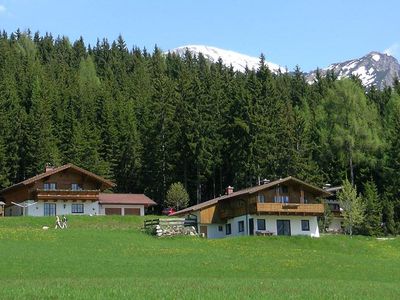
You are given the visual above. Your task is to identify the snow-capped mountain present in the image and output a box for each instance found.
[170,45,400,89]
[306,52,400,89]
[169,45,286,74]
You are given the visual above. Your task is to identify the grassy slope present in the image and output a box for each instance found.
[0,216,399,299]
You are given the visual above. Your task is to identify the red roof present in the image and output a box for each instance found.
[99,193,156,206]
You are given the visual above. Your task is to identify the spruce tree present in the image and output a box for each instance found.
[362,180,382,236]
[338,179,365,236]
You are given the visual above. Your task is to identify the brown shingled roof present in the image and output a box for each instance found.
[172,176,331,216]
[99,193,156,206]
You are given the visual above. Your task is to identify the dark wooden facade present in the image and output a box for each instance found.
[1,164,114,206]
[175,177,330,224]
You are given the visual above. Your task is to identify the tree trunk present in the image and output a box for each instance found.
[212,167,216,199]
[183,157,187,190]
[349,148,354,186]
[196,166,201,204]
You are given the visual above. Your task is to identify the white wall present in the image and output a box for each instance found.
[99,204,145,216]
[174,211,320,239]
[257,215,320,237]
[205,224,226,239]
[204,215,319,239]
[6,201,148,217]
[21,201,100,216]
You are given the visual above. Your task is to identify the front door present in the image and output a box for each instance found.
[200,225,208,238]
[44,203,56,216]
[277,220,291,236]
[249,218,254,235]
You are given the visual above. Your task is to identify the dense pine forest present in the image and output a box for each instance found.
[1,30,400,232]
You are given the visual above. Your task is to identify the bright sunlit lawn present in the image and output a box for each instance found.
[0,216,399,299]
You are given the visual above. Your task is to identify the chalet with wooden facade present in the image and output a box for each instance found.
[0,164,156,217]
[173,177,331,238]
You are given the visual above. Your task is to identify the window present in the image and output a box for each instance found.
[238,220,244,232]
[257,194,266,203]
[71,183,82,191]
[276,185,288,194]
[43,182,56,190]
[257,219,266,231]
[301,220,310,231]
[226,223,232,235]
[218,225,223,232]
[274,195,289,203]
[72,203,84,213]
[44,203,56,216]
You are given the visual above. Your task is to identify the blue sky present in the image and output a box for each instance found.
[0,0,399,71]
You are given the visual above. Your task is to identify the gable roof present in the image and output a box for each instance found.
[173,176,331,216]
[99,193,156,206]
[0,163,115,193]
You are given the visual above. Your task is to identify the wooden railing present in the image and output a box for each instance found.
[34,189,100,201]
[256,203,324,215]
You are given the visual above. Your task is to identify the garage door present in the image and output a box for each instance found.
[105,208,122,215]
[124,208,140,215]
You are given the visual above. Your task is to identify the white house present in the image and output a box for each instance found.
[1,163,156,217]
[173,177,331,238]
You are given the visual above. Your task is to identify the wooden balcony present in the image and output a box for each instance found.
[256,202,324,216]
[34,189,100,201]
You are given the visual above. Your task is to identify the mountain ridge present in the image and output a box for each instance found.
[169,45,400,89]
[170,45,286,74]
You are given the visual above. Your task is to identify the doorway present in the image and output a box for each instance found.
[249,218,254,235]
[277,220,291,236]
[44,203,56,216]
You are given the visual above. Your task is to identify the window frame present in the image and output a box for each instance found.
[43,182,57,191]
[71,203,84,214]
[218,225,223,232]
[301,220,310,231]
[257,193,266,203]
[257,219,266,231]
[44,203,56,216]
[226,223,232,235]
[71,183,83,191]
[238,220,245,232]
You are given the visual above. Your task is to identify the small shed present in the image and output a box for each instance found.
[0,201,5,217]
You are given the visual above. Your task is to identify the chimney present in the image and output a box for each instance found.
[225,186,234,195]
[45,163,55,173]
[262,178,270,185]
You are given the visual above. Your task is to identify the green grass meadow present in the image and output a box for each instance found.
[1,216,399,299]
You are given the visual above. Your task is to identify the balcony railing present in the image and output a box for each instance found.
[34,189,100,201]
[256,202,324,215]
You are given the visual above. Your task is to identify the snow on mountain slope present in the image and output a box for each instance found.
[170,45,400,89]
[169,45,285,74]
[306,52,400,89]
